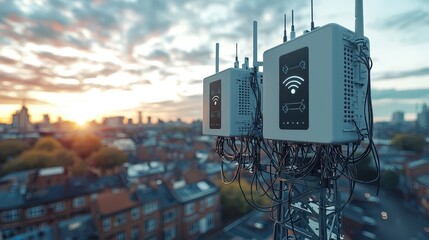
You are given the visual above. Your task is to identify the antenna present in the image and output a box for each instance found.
[215,43,219,73]
[311,0,315,30]
[283,14,287,42]
[355,0,364,40]
[253,21,258,70]
[290,10,296,40]
[234,43,239,68]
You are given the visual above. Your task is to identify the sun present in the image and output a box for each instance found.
[75,117,88,127]
[65,107,94,127]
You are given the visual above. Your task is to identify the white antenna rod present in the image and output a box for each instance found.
[283,14,287,42]
[234,43,239,68]
[290,10,296,40]
[215,43,219,73]
[253,21,258,70]
[355,0,364,40]
[311,0,315,30]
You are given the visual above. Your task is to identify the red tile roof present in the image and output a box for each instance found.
[95,190,138,215]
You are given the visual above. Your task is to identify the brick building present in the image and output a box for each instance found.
[0,169,125,239]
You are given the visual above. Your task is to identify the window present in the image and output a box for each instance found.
[103,217,111,232]
[189,221,199,235]
[54,202,65,212]
[164,226,177,240]
[116,232,125,240]
[91,193,98,200]
[72,196,85,208]
[116,213,126,226]
[2,209,20,222]
[207,213,215,230]
[199,199,205,211]
[206,195,215,208]
[184,202,195,216]
[131,226,139,240]
[145,219,156,232]
[143,201,158,215]
[163,209,176,223]
[26,206,45,219]
[131,207,140,220]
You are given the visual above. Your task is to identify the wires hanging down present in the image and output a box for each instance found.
[214,39,379,238]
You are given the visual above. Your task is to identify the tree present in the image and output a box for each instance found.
[391,133,426,153]
[87,147,126,172]
[71,134,102,159]
[353,156,377,182]
[0,139,30,165]
[54,149,81,167]
[381,170,400,190]
[218,179,270,221]
[71,158,87,176]
[1,150,55,174]
[1,137,82,176]
[34,137,63,152]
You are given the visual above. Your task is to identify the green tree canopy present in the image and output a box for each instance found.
[391,133,426,153]
[0,139,30,165]
[87,147,126,171]
[218,179,270,221]
[1,150,55,174]
[1,137,82,176]
[71,134,102,159]
[34,137,63,152]
[380,170,400,190]
[353,156,377,182]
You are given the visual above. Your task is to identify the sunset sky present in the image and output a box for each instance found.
[0,0,428,124]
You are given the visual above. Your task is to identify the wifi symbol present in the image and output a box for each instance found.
[212,95,220,105]
[282,76,304,94]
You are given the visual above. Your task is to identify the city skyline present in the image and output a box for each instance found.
[1,0,429,123]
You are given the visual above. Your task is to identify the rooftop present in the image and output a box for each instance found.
[407,159,429,169]
[173,180,218,203]
[39,166,65,177]
[127,161,165,178]
[416,175,429,188]
[58,214,97,239]
[95,189,139,216]
[212,210,272,240]
[0,174,126,210]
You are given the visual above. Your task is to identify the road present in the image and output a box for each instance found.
[353,187,429,240]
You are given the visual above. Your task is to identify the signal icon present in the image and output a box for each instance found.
[212,95,220,105]
[282,76,304,94]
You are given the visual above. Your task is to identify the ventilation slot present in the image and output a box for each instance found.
[343,46,354,124]
[238,79,250,116]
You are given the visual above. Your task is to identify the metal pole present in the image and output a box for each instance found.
[319,155,327,240]
[320,187,327,240]
[215,43,219,73]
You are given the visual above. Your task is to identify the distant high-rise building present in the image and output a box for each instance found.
[43,114,50,125]
[127,118,133,125]
[417,103,429,129]
[138,111,143,125]
[147,116,152,125]
[11,104,34,132]
[391,111,404,125]
[103,116,125,128]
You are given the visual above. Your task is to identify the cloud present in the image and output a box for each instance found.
[379,9,429,42]
[135,94,202,120]
[172,47,213,65]
[382,10,429,30]
[372,88,429,100]
[0,56,16,65]
[374,67,429,80]
[0,95,48,105]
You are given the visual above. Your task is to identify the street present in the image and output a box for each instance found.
[353,187,429,240]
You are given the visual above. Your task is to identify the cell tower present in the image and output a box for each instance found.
[202,0,379,239]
